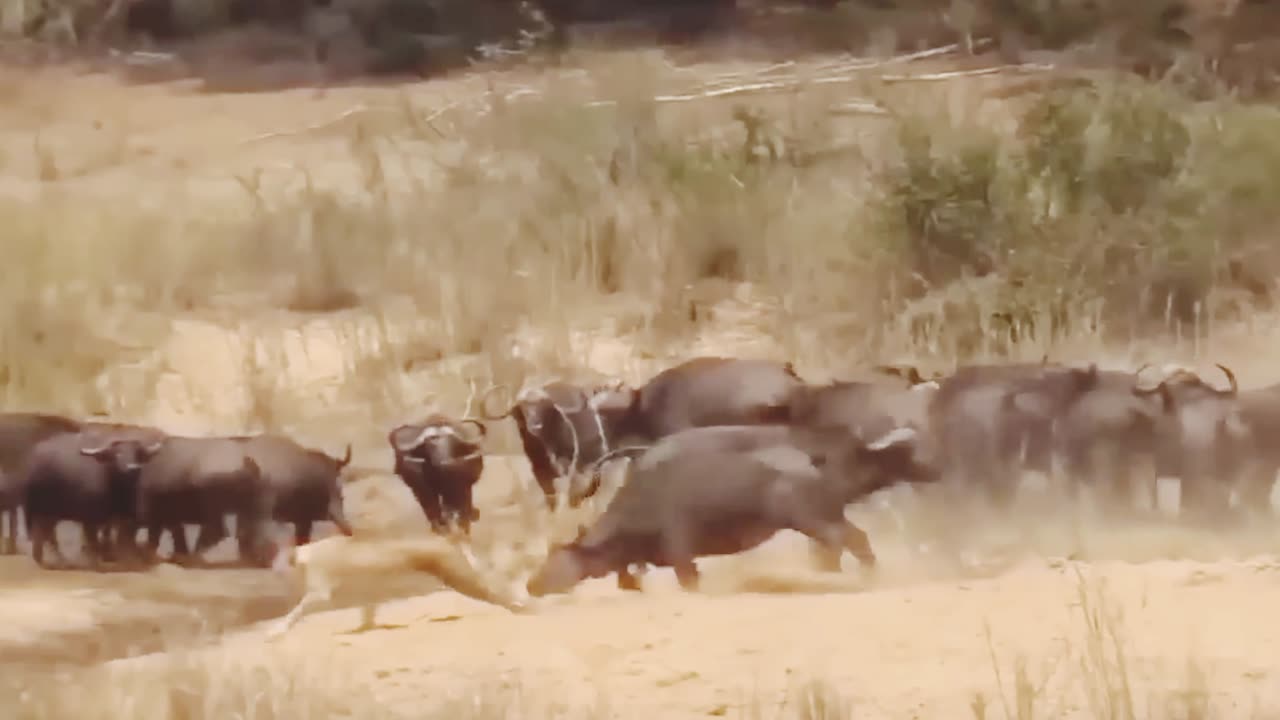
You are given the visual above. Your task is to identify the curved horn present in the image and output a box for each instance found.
[336,444,352,469]
[458,418,488,441]
[550,385,588,415]
[548,399,582,481]
[79,442,114,458]
[1214,363,1238,395]
[571,444,651,508]
[142,438,165,457]
[390,424,436,453]
[583,444,650,479]
[478,384,517,420]
[866,426,918,451]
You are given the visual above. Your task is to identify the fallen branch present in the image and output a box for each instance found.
[879,63,1056,83]
[584,71,883,107]
[240,104,372,145]
[699,38,995,90]
[582,39,1002,107]
[827,100,890,116]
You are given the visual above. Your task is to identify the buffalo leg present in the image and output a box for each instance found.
[661,528,701,591]
[672,559,700,591]
[1235,462,1276,525]
[82,522,106,569]
[0,509,13,555]
[806,521,877,572]
[142,523,164,560]
[29,518,55,568]
[457,485,478,535]
[144,522,187,561]
[294,520,313,546]
[441,484,478,537]
[808,540,844,573]
[533,469,560,512]
[193,520,228,557]
[616,566,642,592]
[416,489,449,535]
[1180,476,1232,528]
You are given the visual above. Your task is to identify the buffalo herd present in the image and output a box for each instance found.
[0,355,1273,596]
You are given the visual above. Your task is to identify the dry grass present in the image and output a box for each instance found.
[2,14,1280,719]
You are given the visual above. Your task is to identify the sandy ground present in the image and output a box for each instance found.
[4,53,1280,719]
[6,453,1280,718]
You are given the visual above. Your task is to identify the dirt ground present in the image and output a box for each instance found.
[5,53,1280,719]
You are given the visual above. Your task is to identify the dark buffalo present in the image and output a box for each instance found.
[0,413,84,554]
[1131,363,1248,525]
[1216,375,1280,523]
[787,372,940,442]
[388,414,488,536]
[526,424,938,596]
[479,379,613,511]
[238,434,353,546]
[928,359,1099,508]
[1048,366,1167,515]
[181,434,355,557]
[566,356,806,504]
[134,436,274,567]
[22,425,166,568]
[592,356,804,443]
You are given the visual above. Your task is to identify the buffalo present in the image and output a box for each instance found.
[570,356,806,503]
[1217,376,1280,523]
[1046,366,1168,515]
[0,412,84,554]
[484,358,806,511]
[237,435,354,546]
[1132,363,1248,524]
[480,379,609,511]
[134,436,275,567]
[526,423,938,596]
[21,425,166,568]
[928,360,1099,509]
[787,371,940,442]
[591,356,804,443]
[388,414,488,536]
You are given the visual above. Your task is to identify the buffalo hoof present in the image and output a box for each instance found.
[616,569,643,592]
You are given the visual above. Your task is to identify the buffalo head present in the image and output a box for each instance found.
[389,415,487,469]
[481,378,601,481]
[79,433,166,476]
[526,524,603,597]
[1132,362,1238,412]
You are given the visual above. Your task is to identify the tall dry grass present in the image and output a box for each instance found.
[3,48,1280,433]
